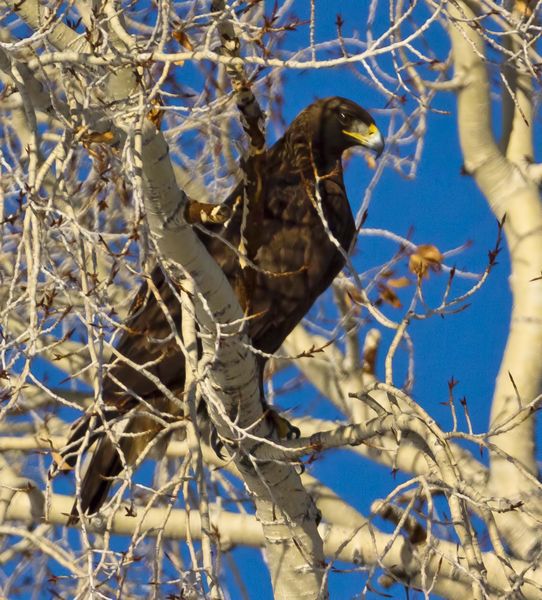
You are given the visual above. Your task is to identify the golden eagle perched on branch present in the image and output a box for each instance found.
[62,97,384,521]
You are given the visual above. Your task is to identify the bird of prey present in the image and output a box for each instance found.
[61,96,384,522]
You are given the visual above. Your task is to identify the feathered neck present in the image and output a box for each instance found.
[275,121,343,179]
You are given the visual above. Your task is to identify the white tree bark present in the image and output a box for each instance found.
[449,0,542,559]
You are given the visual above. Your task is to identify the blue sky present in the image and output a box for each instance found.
[216,2,535,598]
[255,86,511,598]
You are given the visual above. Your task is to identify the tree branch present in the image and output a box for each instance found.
[449,0,542,559]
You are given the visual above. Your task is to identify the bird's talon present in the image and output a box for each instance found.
[209,427,225,460]
[295,462,305,475]
[266,409,299,440]
[289,425,301,440]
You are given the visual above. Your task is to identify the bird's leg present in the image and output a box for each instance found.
[203,397,300,461]
[263,404,301,440]
[259,363,300,440]
[206,404,300,461]
[208,426,226,460]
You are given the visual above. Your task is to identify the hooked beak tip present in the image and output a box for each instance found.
[369,129,385,159]
[343,126,385,159]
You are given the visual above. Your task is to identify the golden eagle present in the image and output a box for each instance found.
[62,96,384,521]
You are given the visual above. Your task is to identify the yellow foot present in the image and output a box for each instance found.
[266,408,300,440]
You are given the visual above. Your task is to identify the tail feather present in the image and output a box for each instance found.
[58,408,122,470]
[67,436,123,525]
[58,410,127,525]
[65,412,162,524]
[59,414,98,470]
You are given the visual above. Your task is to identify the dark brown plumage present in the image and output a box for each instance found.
[61,97,384,522]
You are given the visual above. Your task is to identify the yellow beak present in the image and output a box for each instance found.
[343,123,385,158]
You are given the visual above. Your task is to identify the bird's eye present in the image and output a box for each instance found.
[338,111,348,123]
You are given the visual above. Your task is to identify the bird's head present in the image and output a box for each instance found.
[319,97,385,160]
[291,97,384,170]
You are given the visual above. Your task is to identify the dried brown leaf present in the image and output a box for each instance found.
[378,284,402,308]
[364,154,377,169]
[147,97,164,129]
[172,29,194,51]
[409,244,443,278]
[84,130,115,144]
[388,276,412,288]
[516,0,534,17]
[51,450,72,472]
